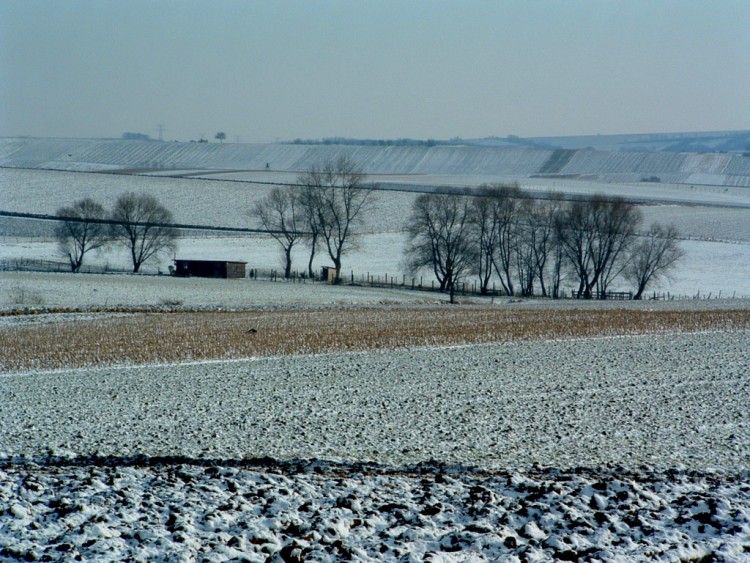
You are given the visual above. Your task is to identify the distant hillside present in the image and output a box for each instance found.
[2,137,750,187]
[472,130,750,154]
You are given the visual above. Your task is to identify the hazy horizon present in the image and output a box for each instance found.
[2,1,749,143]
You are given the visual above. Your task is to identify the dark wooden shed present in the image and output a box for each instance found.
[173,259,247,279]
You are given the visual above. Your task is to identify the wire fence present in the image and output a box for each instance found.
[0,258,133,275]
[1,259,743,301]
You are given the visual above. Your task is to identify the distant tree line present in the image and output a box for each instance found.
[287,137,462,147]
[55,193,177,273]
[121,132,153,141]
[402,185,684,303]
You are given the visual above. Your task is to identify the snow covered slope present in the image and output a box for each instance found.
[3,137,750,186]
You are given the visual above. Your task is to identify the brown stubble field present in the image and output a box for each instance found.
[3,307,750,372]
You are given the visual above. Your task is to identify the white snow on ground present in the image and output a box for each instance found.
[3,331,749,468]
[0,271,440,312]
[3,160,750,560]
[1,320,750,560]
[1,460,748,562]
[3,166,750,299]
[3,232,750,299]
[3,137,750,187]
[3,270,750,315]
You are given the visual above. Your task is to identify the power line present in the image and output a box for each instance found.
[0,210,310,236]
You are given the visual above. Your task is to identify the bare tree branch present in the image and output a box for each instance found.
[54,198,109,272]
[250,187,304,278]
[110,193,178,273]
[297,156,377,283]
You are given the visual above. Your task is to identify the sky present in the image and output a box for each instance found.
[1,0,749,143]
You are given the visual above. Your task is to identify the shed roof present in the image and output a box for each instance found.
[175,258,248,264]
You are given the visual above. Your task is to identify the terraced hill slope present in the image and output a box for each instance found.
[2,137,750,186]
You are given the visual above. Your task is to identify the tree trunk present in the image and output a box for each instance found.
[332,256,342,284]
[307,233,318,278]
[633,284,646,300]
[68,255,81,273]
[284,247,292,279]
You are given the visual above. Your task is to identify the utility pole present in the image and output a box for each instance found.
[156,124,165,141]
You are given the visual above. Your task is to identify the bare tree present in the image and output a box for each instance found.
[250,187,304,278]
[543,197,568,299]
[626,223,684,299]
[555,199,593,298]
[490,183,523,296]
[110,192,178,273]
[522,196,566,297]
[404,193,476,304]
[469,182,517,294]
[548,225,567,299]
[297,156,377,283]
[54,198,109,272]
[515,199,538,296]
[557,195,641,298]
[469,194,500,295]
[295,184,322,278]
[591,197,642,297]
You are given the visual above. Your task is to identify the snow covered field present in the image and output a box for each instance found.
[4,233,750,299]
[1,272,750,559]
[2,137,750,186]
[0,271,438,312]
[2,159,750,560]
[2,316,750,560]
[3,166,750,298]
[3,329,749,468]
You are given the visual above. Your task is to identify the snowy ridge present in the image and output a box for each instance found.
[3,458,748,562]
[3,137,750,185]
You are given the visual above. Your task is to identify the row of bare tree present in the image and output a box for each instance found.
[54,157,377,277]
[55,193,177,273]
[57,159,682,300]
[250,156,378,283]
[403,185,684,302]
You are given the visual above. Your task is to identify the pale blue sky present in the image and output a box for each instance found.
[1,0,748,142]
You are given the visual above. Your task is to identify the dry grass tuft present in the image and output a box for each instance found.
[3,307,750,372]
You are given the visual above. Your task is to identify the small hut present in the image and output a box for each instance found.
[321,266,338,284]
[173,259,247,279]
